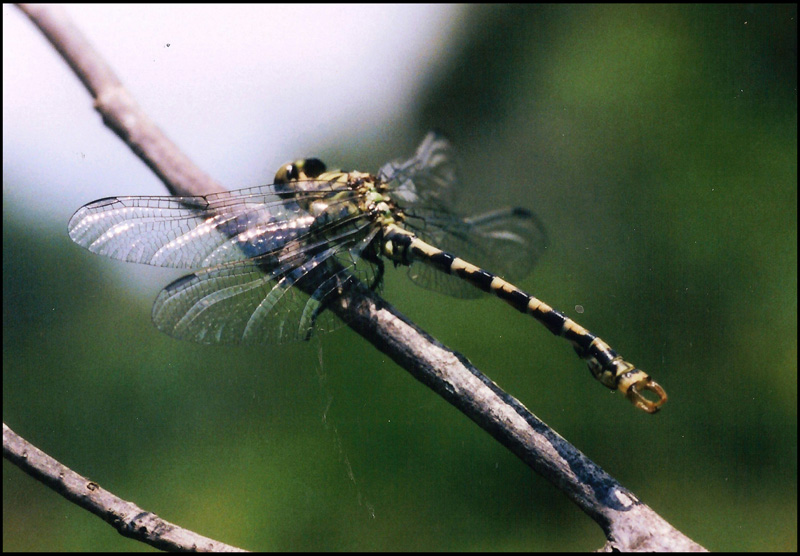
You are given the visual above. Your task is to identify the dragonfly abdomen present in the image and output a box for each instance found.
[382,224,666,413]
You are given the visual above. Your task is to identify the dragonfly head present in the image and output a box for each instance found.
[274,158,327,184]
[274,158,329,199]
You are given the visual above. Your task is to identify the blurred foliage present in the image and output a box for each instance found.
[4,4,796,552]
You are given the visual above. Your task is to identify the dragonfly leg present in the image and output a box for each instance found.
[300,267,359,341]
[362,251,385,292]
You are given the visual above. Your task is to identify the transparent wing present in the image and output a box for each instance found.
[152,230,380,345]
[403,206,548,298]
[68,183,381,344]
[379,132,549,298]
[67,183,359,269]
[378,131,459,208]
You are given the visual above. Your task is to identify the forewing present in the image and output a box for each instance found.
[67,183,354,269]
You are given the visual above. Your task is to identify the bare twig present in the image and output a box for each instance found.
[3,423,246,552]
[8,3,706,552]
[16,3,224,197]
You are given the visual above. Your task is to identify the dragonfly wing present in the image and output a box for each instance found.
[67,184,347,269]
[151,219,381,345]
[379,132,548,298]
[462,207,548,281]
[378,131,458,208]
[403,206,548,299]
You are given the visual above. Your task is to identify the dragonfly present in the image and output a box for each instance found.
[68,132,667,413]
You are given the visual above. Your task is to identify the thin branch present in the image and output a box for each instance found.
[3,423,246,552]
[10,3,706,552]
[16,3,224,197]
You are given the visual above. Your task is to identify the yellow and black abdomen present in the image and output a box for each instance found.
[382,223,667,413]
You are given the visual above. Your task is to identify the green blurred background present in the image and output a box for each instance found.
[4,4,796,551]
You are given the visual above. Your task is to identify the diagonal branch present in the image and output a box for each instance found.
[8,3,706,552]
[16,3,224,197]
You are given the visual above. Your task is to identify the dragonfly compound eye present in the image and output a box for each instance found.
[274,159,327,184]
[301,158,327,178]
[274,162,298,185]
